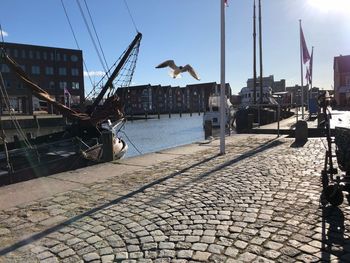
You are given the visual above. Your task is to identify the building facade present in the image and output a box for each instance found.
[334,55,350,107]
[246,75,286,93]
[0,42,84,114]
[116,82,232,115]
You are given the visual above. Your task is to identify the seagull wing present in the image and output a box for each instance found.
[155,60,177,70]
[182,64,200,80]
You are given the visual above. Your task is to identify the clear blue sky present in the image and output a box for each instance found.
[1,0,349,95]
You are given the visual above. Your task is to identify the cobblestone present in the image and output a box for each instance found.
[1,136,349,262]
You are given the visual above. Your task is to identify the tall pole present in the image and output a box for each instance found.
[253,0,257,104]
[258,0,263,105]
[220,0,226,155]
[310,46,314,94]
[299,19,304,119]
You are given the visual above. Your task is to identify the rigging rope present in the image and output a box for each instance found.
[83,0,110,73]
[60,0,95,90]
[75,0,109,74]
[85,34,141,101]
[123,0,139,33]
[116,120,142,155]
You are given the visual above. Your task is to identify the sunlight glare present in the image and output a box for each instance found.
[308,0,350,13]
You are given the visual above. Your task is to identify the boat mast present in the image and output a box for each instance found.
[88,32,142,115]
[253,0,257,104]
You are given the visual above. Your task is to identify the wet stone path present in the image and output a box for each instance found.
[1,135,350,262]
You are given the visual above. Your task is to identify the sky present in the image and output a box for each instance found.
[1,0,350,95]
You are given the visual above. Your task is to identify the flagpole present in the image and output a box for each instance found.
[253,0,257,105]
[299,19,304,119]
[310,46,313,91]
[220,0,226,155]
[258,0,263,127]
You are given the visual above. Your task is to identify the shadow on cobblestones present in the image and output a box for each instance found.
[0,137,284,260]
[321,206,347,261]
[147,138,283,205]
[0,153,220,256]
[197,139,283,180]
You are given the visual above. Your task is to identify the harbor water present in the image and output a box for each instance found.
[118,113,206,158]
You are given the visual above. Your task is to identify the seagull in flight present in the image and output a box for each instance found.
[156,60,200,81]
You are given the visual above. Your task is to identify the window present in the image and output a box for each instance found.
[0,64,10,73]
[31,65,40,75]
[56,53,61,61]
[29,50,33,59]
[346,76,350,86]
[58,67,67,76]
[59,81,67,89]
[50,52,54,61]
[49,81,55,89]
[21,50,26,59]
[71,68,79,76]
[45,67,54,75]
[35,51,40,60]
[43,52,47,60]
[72,82,80,90]
[71,55,78,62]
[20,65,26,71]
[13,49,18,58]
[63,54,67,61]
[17,82,24,89]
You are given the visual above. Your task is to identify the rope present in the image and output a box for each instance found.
[85,34,141,101]
[123,0,139,33]
[113,119,142,155]
[83,0,110,73]
[60,0,95,90]
[75,0,108,74]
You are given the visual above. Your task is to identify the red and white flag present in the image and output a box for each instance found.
[64,87,71,107]
[300,25,310,64]
[225,0,228,7]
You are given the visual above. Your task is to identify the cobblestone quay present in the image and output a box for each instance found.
[1,135,350,262]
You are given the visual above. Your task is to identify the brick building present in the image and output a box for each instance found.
[0,42,84,114]
[116,82,232,115]
[334,55,350,107]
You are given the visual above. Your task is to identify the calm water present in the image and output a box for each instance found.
[118,114,206,158]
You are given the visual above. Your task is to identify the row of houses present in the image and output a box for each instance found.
[115,82,232,115]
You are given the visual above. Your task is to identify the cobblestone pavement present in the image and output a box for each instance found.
[1,135,350,262]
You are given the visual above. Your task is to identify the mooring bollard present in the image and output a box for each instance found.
[102,130,114,162]
[204,120,212,139]
[295,120,308,143]
[247,114,254,130]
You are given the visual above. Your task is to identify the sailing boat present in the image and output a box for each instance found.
[0,32,142,186]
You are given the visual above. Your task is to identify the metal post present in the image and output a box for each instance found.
[277,104,280,137]
[299,20,304,119]
[219,0,226,155]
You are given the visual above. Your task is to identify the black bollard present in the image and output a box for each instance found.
[101,130,114,162]
[204,120,212,139]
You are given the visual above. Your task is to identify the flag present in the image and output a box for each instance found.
[305,66,310,84]
[300,25,310,64]
[225,0,228,7]
[64,87,71,96]
[64,87,71,107]
[305,48,313,84]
